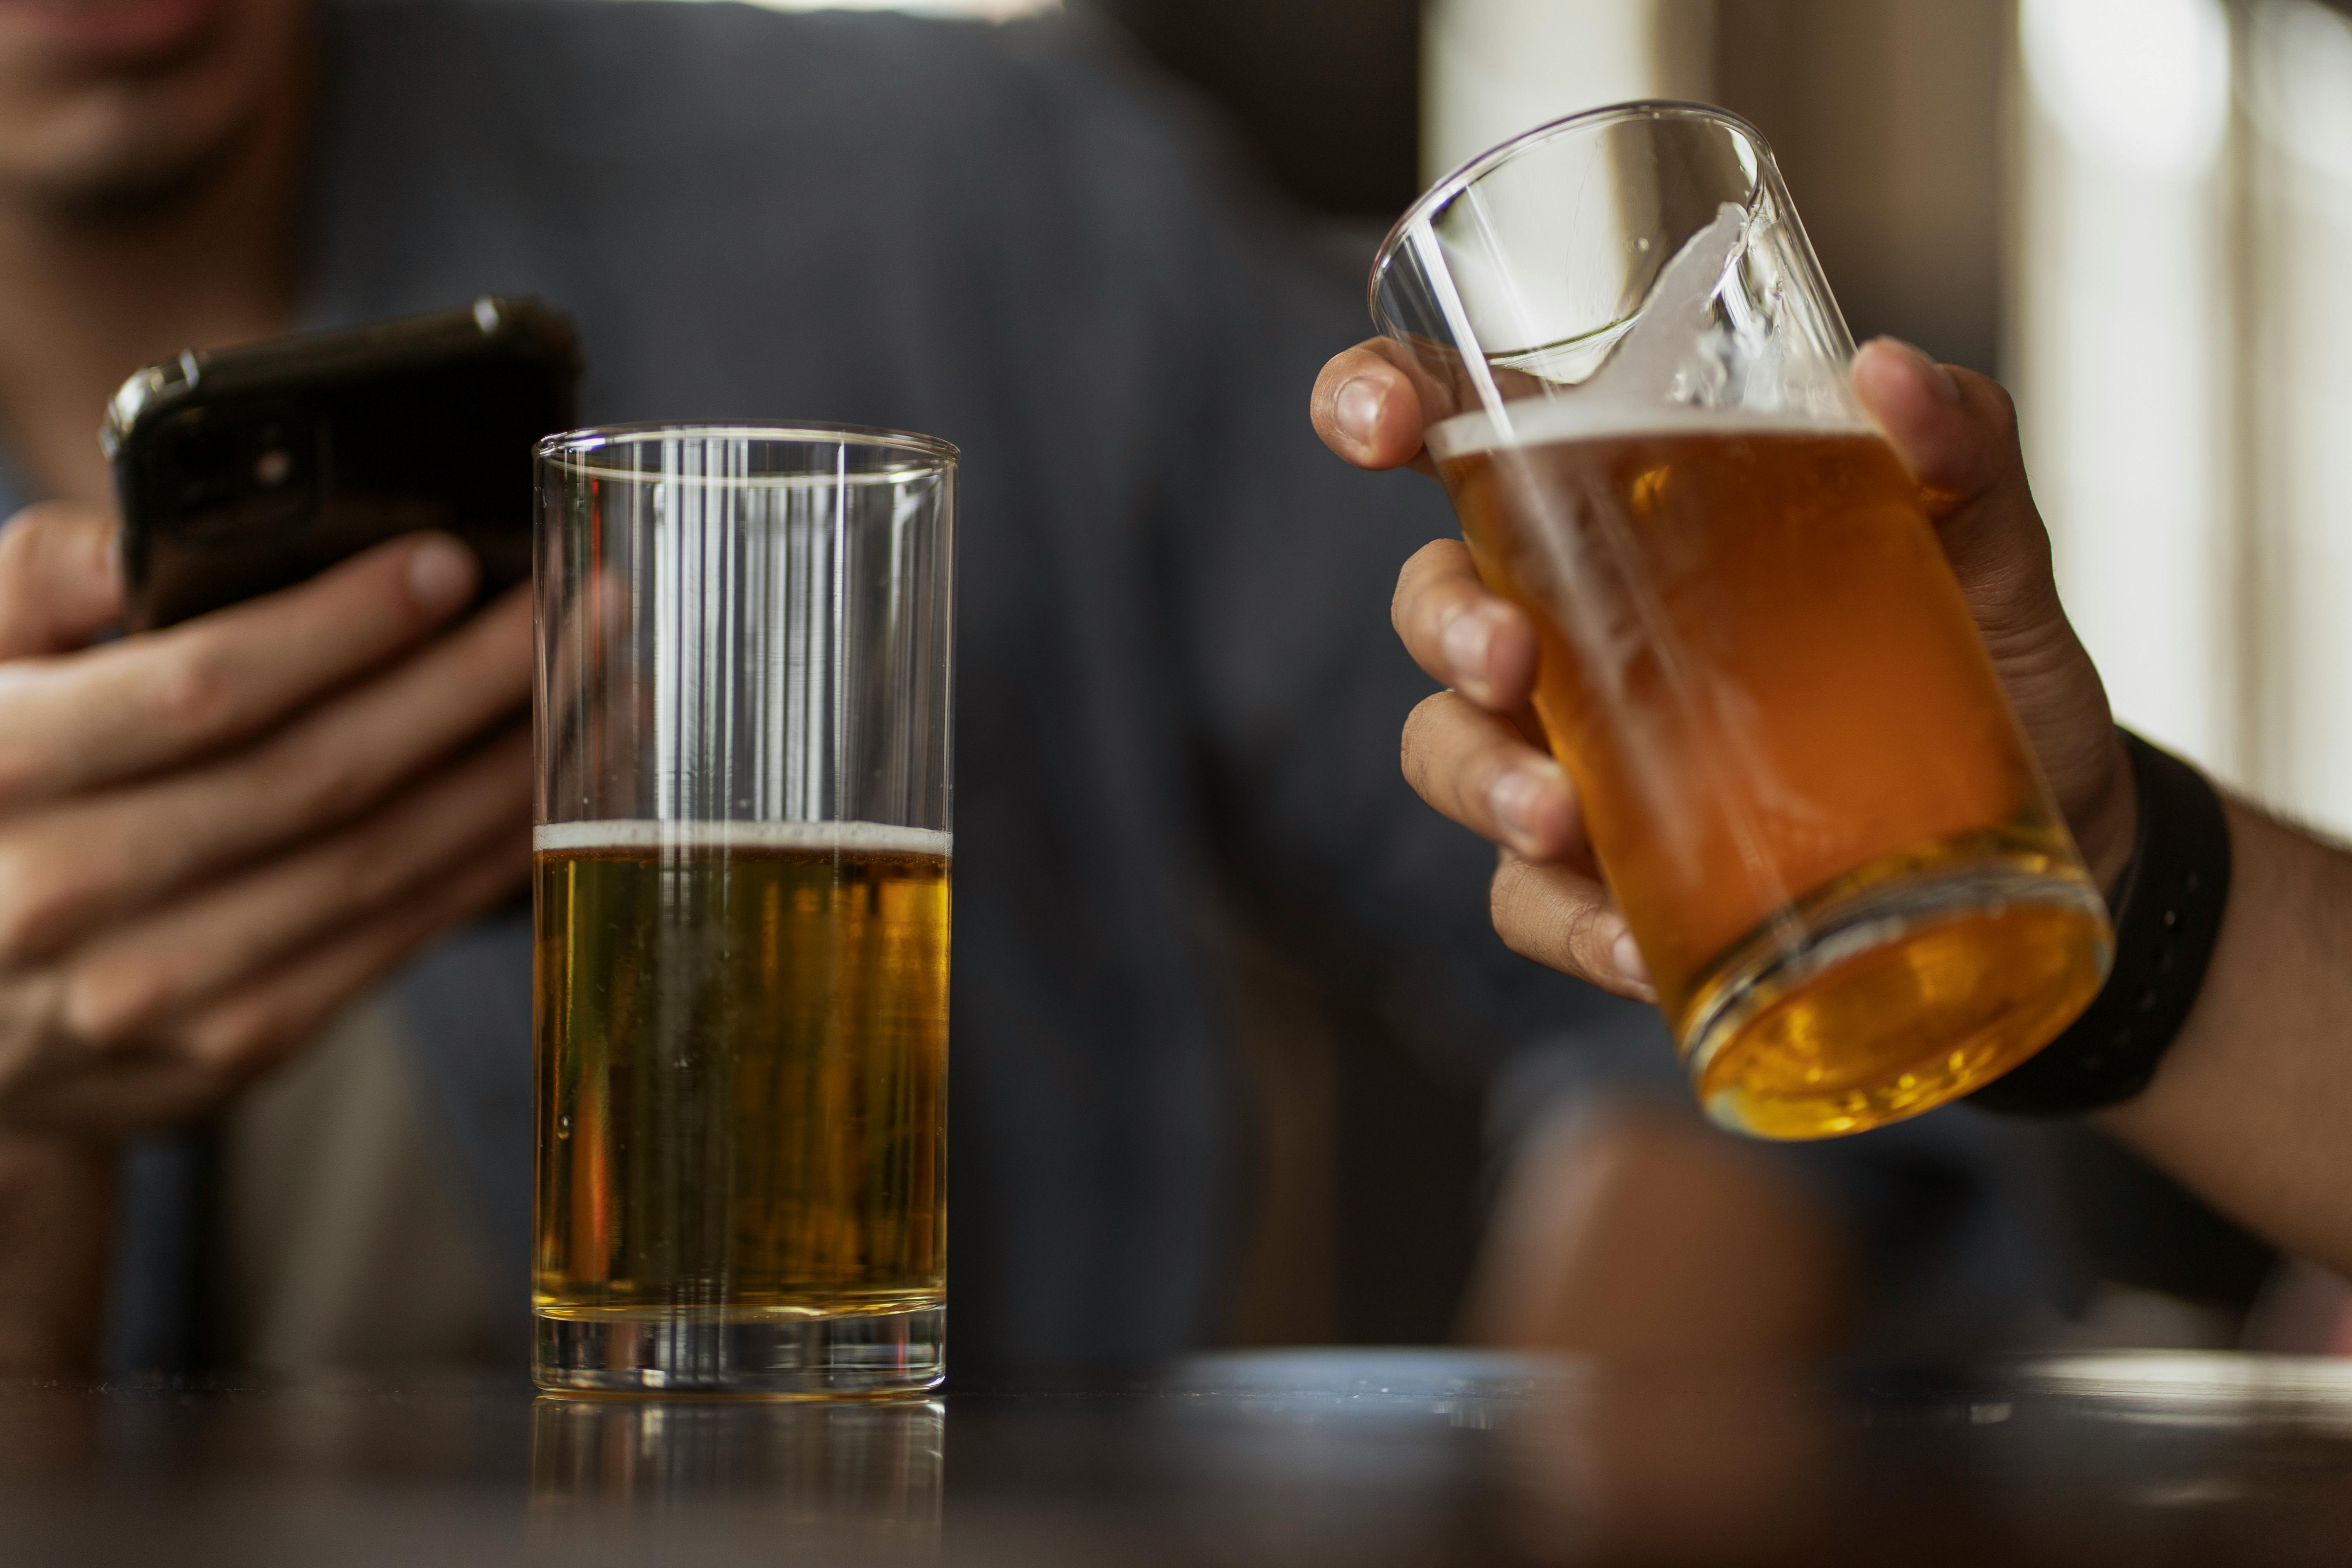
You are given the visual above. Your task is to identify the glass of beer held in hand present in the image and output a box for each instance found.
[534,425,954,1392]
[1372,105,2111,1138]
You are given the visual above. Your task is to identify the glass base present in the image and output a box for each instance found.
[1680,861,2111,1141]
[534,1307,944,1396]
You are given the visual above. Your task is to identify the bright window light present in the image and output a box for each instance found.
[2241,1,2352,828]
[2022,0,2352,827]
[2250,0,2352,186]
[2013,0,2234,774]
[1422,0,1700,183]
[2022,0,2230,177]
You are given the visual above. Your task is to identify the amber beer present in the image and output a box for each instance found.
[1433,410,2110,1138]
[533,822,949,1330]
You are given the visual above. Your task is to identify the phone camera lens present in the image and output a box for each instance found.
[254,449,293,487]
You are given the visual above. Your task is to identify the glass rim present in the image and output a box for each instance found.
[537,420,960,471]
[1367,98,1775,325]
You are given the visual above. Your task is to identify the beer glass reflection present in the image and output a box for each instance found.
[1372,105,2111,1138]
[528,1396,944,1556]
[533,425,954,1393]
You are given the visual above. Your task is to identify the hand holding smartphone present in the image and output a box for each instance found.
[103,297,580,632]
[0,299,575,1137]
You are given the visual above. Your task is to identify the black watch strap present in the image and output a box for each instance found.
[1967,730,2232,1116]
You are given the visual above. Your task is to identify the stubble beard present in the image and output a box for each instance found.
[31,112,257,225]
[0,21,287,230]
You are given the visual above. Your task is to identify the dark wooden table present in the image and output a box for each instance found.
[3,1349,2348,1564]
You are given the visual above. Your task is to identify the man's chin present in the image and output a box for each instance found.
[0,81,252,219]
[32,136,238,218]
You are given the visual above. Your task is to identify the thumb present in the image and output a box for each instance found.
[0,504,124,660]
[1850,338,2131,873]
[1850,339,2058,648]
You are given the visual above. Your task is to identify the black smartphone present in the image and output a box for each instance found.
[104,297,581,633]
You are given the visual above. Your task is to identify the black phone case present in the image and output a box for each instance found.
[106,297,581,632]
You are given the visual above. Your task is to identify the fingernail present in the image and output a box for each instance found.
[407,535,477,617]
[1490,762,1559,852]
[1335,377,1384,450]
[1889,338,1962,407]
[1443,601,1503,690]
[1610,925,1652,989]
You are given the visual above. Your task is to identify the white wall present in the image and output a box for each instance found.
[2014,0,2352,835]
[1421,0,1711,182]
[2240,0,2352,828]
[2011,0,2236,777]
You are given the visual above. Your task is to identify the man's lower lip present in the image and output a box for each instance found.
[0,0,225,61]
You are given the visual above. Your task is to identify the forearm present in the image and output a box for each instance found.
[2099,798,2352,1277]
[0,1133,114,1372]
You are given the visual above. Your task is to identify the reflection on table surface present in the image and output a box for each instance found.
[2,1349,2350,1565]
[529,1396,944,1556]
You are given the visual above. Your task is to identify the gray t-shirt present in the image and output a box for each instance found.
[0,0,2071,1374]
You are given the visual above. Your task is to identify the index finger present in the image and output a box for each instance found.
[0,533,478,808]
[1311,340,1446,475]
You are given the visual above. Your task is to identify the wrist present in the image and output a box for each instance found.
[1971,730,2230,1117]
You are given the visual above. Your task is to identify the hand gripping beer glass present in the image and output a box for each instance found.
[1372,104,2112,1139]
[533,425,953,1393]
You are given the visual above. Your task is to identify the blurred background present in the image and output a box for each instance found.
[762,0,2352,830]
[670,0,2352,1351]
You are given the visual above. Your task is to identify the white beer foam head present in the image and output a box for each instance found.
[534,819,952,858]
[1425,399,1857,463]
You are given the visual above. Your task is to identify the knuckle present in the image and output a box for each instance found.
[1398,545,1475,642]
[1489,856,1535,933]
[1394,542,1441,610]
[58,958,172,1052]
[1398,695,1450,786]
[148,641,240,738]
[1492,884,1552,966]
